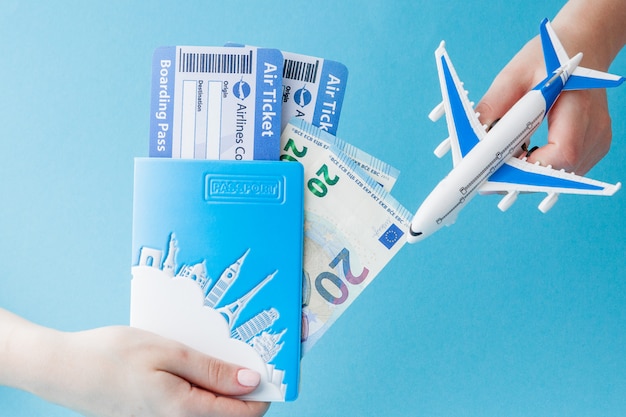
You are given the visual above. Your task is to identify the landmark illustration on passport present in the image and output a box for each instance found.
[136,233,287,366]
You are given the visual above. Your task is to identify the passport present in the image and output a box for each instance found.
[130,158,304,401]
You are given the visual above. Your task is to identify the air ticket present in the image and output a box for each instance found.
[149,46,284,160]
[280,51,348,135]
[225,45,348,135]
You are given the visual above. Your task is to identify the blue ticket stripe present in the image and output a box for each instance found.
[253,48,284,160]
[149,46,176,157]
[312,60,348,135]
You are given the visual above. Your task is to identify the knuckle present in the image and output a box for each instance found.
[172,345,190,362]
[206,356,229,383]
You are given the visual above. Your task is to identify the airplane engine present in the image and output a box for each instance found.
[538,192,559,213]
[497,191,519,212]
[428,102,445,122]
[434,137,451,158]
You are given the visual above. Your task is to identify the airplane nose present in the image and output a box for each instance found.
[407,225,424,244]
[409,225,423,237]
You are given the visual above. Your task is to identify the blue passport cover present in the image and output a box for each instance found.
[130,158,303,401]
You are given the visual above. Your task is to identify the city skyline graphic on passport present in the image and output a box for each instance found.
[136,232,287,365]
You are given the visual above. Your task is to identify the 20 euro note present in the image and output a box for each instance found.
[280,121,413,355]
[282,119,401,192]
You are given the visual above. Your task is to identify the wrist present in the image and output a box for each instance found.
[0,311,68,399]
[553,0,626,70]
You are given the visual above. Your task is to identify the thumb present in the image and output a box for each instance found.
[167,344,262,396]
[475,70,528,130]
[204,359,262,396]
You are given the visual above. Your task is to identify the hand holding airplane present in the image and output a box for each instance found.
[477,0,626,176]
[408,18,623,243]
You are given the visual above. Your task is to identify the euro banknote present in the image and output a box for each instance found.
[280,120,413,354]
[281,119,401,191]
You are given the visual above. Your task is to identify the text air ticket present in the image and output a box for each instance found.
[280,51,348,135]
[225,45,348,135]
[149,46,284,160]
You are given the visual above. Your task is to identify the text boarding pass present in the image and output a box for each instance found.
[149,46,284,160]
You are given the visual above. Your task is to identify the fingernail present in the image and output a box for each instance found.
[237,369,261,387]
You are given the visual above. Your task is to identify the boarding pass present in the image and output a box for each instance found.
[149,46,283,160]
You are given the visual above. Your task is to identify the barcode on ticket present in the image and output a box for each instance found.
[283,59,319,83]
[178,50,254,74]
[220,46,349,135]
[280,52,348,135]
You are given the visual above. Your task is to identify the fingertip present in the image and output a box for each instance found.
[525,145,574,172]
[237,369,261,388]
[475,100,497,127]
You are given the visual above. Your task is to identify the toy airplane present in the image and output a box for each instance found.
[408,18,623,243]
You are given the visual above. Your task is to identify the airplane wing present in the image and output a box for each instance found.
[432,42,487,166]
[480,157,621,211]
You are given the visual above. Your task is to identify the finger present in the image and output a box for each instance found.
[526,89,611,174]
[161,342,262,397]
[524,143,571,171]
[152,363,268,417]
[524,113,581,172]
[186,390,270,417]
[475,72,527,129]
[476,38,543,128]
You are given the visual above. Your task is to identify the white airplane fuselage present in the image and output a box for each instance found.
[407,49,584,243]
[410,92,544,241]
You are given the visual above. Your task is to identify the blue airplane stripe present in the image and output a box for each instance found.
[489,163,604,191]
[441,55,480,157]
[540,18,561,72]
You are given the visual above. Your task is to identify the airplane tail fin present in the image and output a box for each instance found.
[539,18,624,91]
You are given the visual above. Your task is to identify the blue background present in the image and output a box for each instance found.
[1,1,624,416]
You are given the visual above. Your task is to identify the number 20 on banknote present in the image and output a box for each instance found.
[281,137,369,306]
[279,124,412,353]
[281,138,339,198]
